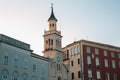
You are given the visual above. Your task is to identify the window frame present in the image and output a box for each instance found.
[104,59,108,67]
[95,48,99,54]
[96,57,99,66]
[112,60,116,68]
[86,47,90,53]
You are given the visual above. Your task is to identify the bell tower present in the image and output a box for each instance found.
[43,4,63,80]
[43,4,62,59]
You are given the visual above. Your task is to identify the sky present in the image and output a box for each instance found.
[0,0,120,56]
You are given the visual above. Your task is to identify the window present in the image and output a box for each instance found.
[104,59,108,67]
[92,54,94,59]
[3,53,9,65]
[77,46,80,53]
[113,73,117,80]
[57,64,60,71]
[52,24,54,26]
[71,61,74,67]
[58,64,60,71]
[87,56,91,65]
[51,39,53,45]
[1,70,9,80]
[78,71,81,78]
[71,48,74,55]
[86,47,90,53]
[13,77,18,80]
[33,64,36,72]
[95,48,99,54]
[96,57,99,67]
[22,74,28,80]
[88,70,92,78]
[42,63,45,74]
[97,71,101,80]
[14,55,18,66]
[78,58,80,64]
[72,48,75,54]
[111,52,115,58]
[67,50,69,58]
[104,50,107,56]
[2,75,8,80]
[119,62,120,68]
[71,73,74,79]
[75,47,77,54]
[71,49,73,55]
[13,71,19,80]
[48,39,50,46]
[112,60,116,68]
[105,72,110,80]
[23,58,28,68]
[4,56,8,65]
[118,53,120,59]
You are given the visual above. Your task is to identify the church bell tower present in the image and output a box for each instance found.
[43,4,62,59]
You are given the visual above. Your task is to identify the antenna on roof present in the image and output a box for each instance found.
[74,36,76,42]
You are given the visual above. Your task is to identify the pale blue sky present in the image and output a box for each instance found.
[0,0,120,55]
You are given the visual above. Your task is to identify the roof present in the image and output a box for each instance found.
[63,39,120,50]
[0,34,32,51]
[48,6,57,21]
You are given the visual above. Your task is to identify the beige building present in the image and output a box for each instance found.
[63,41,81,80]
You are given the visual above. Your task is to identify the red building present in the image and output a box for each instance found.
[63,40,120,80]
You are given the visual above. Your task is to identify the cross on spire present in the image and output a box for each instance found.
[51,3,53,8]
[48,3,57,21]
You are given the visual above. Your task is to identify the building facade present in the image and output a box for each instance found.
[0,5,69,80]
[63,40,120,80]
[0,34,49,80]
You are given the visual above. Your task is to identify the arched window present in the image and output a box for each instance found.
[12,71,19,80]
[49,24,51,27]
[58,76,62,80]
[32,76,37,80]
[96,57,99,66]
[51,39,53,45]
[48,39,50,46]
[87,56,91,65]
[1,69,9,80]
[46,40,48,45]
[52,24,54,27]
[21,73,28,80]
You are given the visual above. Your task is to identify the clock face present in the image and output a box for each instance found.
[57,56,61,62]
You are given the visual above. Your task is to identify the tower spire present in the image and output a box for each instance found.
[48,3,57,21]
